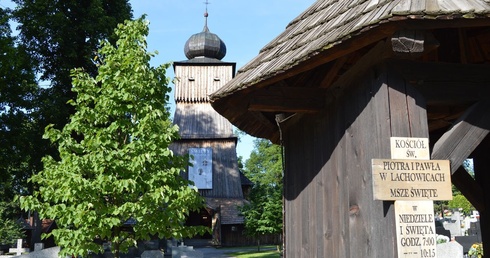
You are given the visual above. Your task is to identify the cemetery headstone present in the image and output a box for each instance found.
[455,235,480,254]
[141,250,164,258]
[14,246,61,258]
[436,241,463,258]
[34,243,44,252]
[171,245,202,258]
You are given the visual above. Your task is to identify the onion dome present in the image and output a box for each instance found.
[184,11,226,60]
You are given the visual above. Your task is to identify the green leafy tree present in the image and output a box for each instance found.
[0,7,37,219]
[0,202,24,246]
[5,0,132,199]
[241,139,283,249]
[19,18,205,258]
[448,194,474,214]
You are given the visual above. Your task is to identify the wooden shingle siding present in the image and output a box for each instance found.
[173,102,234,138]
[175,65,233,102]
[171,139,243,199]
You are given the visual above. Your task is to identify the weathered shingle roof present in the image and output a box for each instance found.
[210,0,490,100]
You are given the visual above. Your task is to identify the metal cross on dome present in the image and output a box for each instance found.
[203,0,210,26]
[204,0,210,13]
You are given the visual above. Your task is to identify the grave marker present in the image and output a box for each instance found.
[9,239,28,255]
[34,243,44,252]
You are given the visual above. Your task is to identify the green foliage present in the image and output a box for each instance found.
[241,139,283,238]
[448,194,474,214]
[0,7,38,202]
[468,243,483,258]
[12,0,132,83]
[19,18,206,257]
[1,0,132,203]
[0,202,24,246]
[463,159,474,176]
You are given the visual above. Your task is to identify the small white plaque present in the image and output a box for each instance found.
[395,201,437,258]
[391,137,429,160]
[189,148,213,189]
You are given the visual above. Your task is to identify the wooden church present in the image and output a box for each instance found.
[210,0,490,257]
[170,11,252,246]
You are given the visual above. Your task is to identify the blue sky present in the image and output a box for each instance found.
[130,0,316,161]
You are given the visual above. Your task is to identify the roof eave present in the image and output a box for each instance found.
[210,17,490,142]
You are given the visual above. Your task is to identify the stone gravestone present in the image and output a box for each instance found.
[455,235,480,254]
[436,241,463,258]
[468,221,482,237]
[15,246,61,258]
[141,250,164,258]
[34,243,44,252]
[171,245,203,258]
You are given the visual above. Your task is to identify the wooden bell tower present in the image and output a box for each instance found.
[171,8,248,246]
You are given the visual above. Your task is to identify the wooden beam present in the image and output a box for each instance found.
[249,87,327,113]
[431,100,490,173]
[391,29,425,58]
[327,40,394,102]
[431,101,490,213]
[451,167,485,212]
[390,61,490,104]
[458,28,468,64]
[319,56,348,88]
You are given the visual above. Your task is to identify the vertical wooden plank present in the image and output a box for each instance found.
[369,67,397,257]
[322,108,336,258]
[313,116,326,258]
[405,83,429,138]
[284,127,301,257]
[305,122,317,258]
[347,74,372,257]
[335,98,349,258]
[387,69,411,137]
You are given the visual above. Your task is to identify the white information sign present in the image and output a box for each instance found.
[395,201,437,258]
[371,159,452,200]
[189,148,213,189]
[390,137,437,258]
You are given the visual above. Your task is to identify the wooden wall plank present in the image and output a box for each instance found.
[283,63,422,257]
[405,82,429,138]
[387,68,411,137]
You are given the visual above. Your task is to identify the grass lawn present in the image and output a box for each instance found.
[228,246,281,258]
